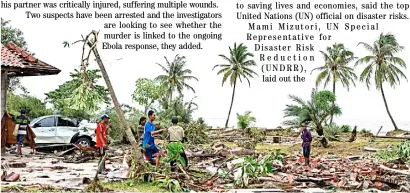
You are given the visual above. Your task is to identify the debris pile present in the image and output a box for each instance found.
[2,138,410,192]
[148,144,410,192]
[62,144,98,163]
[206,128,248,142]
[206,128,299,145]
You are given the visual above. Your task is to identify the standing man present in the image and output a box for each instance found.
[96,114,110,174]
[142,110,166,168]
[14,109,29,156]
[301,122,312,166]
[168,116,188,168]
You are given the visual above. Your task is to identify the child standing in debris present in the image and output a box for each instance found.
[96,114,110,174]
[167,116,188,168]
[301,122,312,166]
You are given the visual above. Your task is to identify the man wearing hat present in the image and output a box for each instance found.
[96,114,110,174]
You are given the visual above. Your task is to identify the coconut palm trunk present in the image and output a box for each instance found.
[225,78,237,128]
[329,79,336,124]
[316,125,328,147]
[89,42,146,171]
[380,84,399,130]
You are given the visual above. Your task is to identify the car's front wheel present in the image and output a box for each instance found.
[77,137,91,147]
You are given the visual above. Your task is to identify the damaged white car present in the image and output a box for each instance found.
[30,115,97,147]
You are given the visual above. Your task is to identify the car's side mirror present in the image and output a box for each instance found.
[33,123,41,128]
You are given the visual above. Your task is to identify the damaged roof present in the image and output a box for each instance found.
[1,42,61,76]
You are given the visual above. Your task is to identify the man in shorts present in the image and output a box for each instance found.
[142,110,165,167]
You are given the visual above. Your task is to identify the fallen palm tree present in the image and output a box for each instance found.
[64,30,147,176]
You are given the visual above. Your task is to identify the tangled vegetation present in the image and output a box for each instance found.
[163,142,186,166]
[179,121,209,145]
[324,124,342,141]
[236,141,256,150]
[237,127,265,150]
[248,128,265,142]
[154,177,182,192]
[340,125,352,133]
[376,140,410,164]
[234,152,284,187]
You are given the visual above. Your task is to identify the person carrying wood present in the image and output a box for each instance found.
[301,122,312,166]
[168,116,188,169]
[96,114,110,175]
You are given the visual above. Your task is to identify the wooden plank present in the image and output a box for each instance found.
[376,126,383,136]
[379,165,410,175]
[375,136,410,139]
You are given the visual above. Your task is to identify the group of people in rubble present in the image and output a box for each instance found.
[95,110,188,174]
[13,108,313,174]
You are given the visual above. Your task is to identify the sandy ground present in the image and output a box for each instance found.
[1,147,126,189]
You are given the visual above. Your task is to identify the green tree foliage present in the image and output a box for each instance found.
[1,18,27,49]
[213,43,258,128]
[236,111,256,129]
[179,122,209,144]
[234,155,274,187]
[376,140,410,164]
[101,104,143,143]
[356,33,407,130]
[155,55,198,102]
[283,89,341,147]
[45,69,109,120]
[323,124,342,141]
[158,96,198,124]
[312,43,357,91]
[196,117,206,125]
[7,92,52,119]
[163,142,186,166]
[132,78,167,113]
[311,43,357,124]
[1,18,28,91]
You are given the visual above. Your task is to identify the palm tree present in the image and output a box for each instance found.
[155,55,198,103]
[283,89,342,147]
[356,33,407,131]
[311,43,357,124]
[213,43,258,128]
[237,111,256,130]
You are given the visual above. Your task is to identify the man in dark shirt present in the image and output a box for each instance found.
[14,109,29,156]
[301,122,312,166]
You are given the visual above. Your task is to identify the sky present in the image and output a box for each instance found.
[1,0,410,132]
